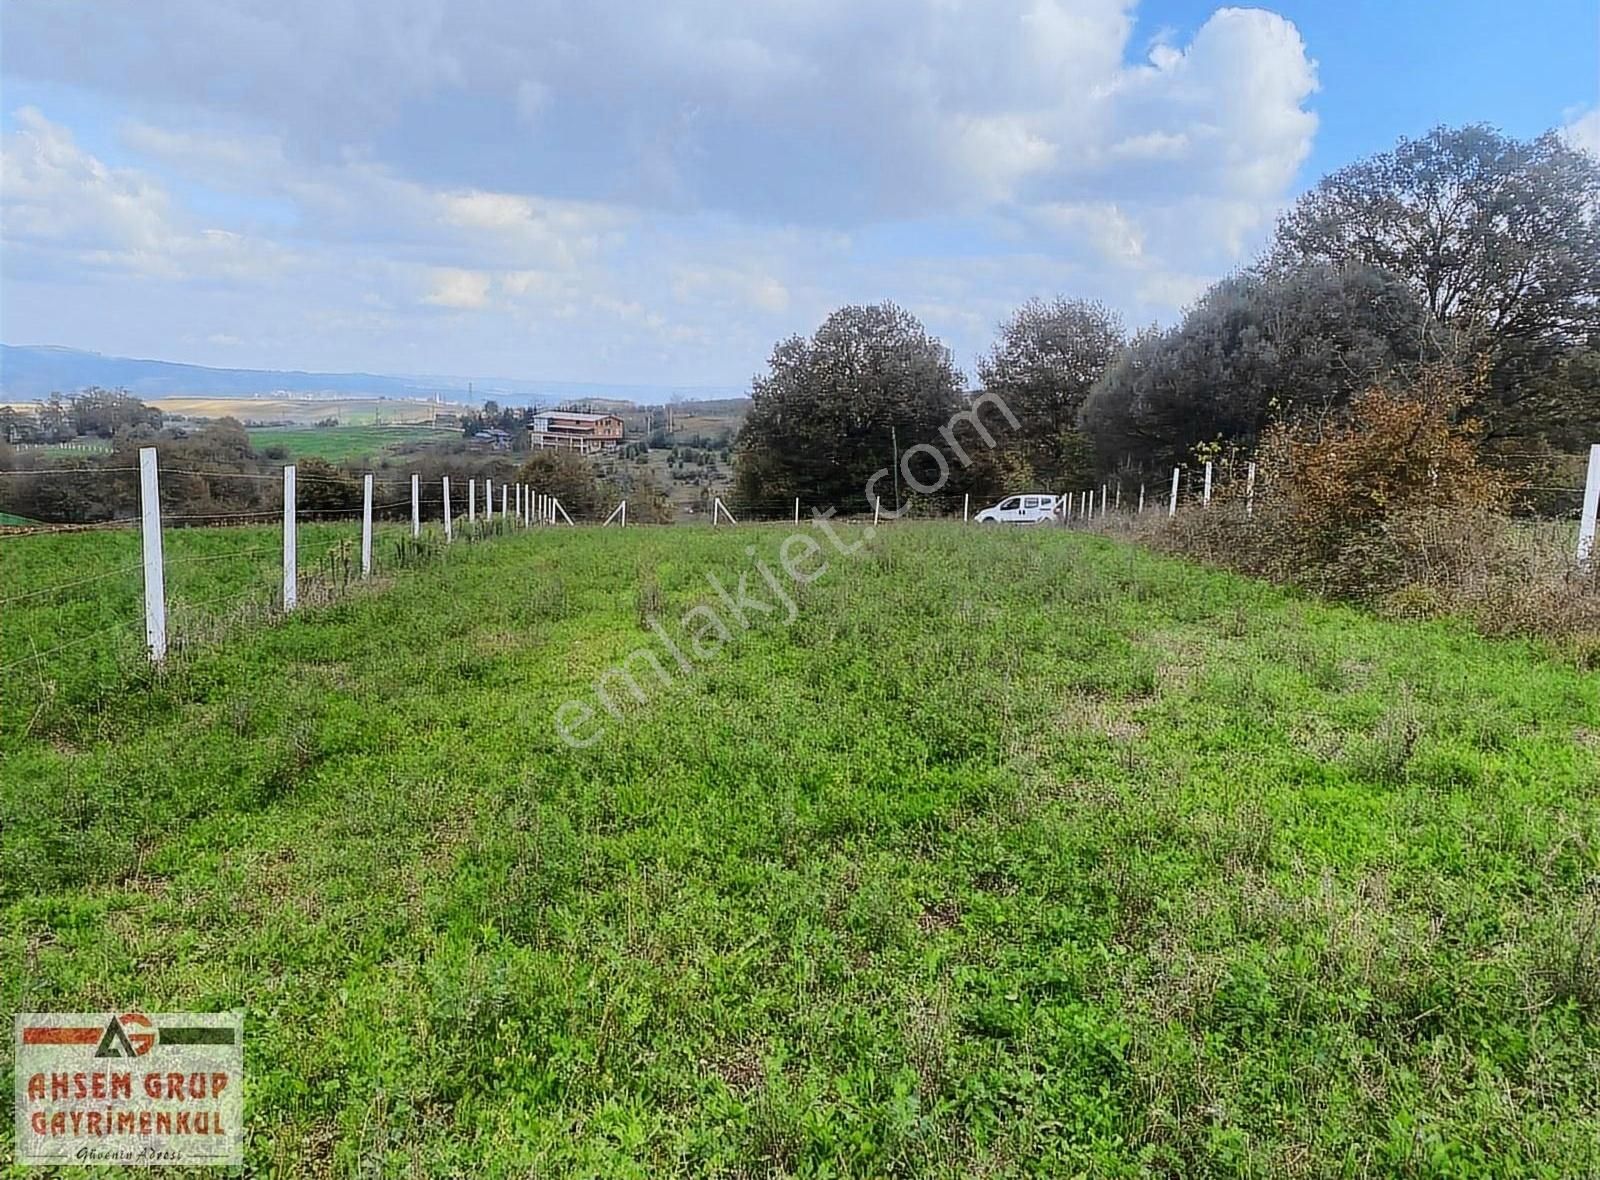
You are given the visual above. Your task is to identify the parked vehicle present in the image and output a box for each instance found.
[974,493,1060,524]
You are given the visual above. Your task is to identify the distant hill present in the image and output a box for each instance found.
[0,344,743,406]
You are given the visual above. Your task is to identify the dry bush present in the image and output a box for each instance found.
[1370,507,1600,642]
[1252,364,1512,585]
[1145,365,1600,647]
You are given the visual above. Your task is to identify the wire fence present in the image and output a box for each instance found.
[0,456,568,735]
[5,444,1597,736]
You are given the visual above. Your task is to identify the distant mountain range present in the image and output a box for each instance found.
[0,345,743,406]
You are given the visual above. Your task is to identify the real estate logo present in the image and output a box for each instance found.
[14,1011,243,1167]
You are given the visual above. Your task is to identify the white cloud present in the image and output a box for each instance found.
[1563,106,1600,158]
[422,268,492,309]
[0,1,1325,383]
[2,107,289,282]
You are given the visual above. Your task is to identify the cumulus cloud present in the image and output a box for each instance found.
[0,1,1324,383]
[1563,106,1600,158]
[423,268,492,310]
[2,107,289,282]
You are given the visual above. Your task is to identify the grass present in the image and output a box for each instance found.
[3,524,1599,1175]
[0,519,447,739]
[246,424,450,463]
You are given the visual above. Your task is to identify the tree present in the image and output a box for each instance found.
[37,393,71,443]
[1267,124,1600,438]
[977,298,1123,487]
[734,303,965,510]
[1080,263,1435,476]
[70,388,162,438]
[295,458,362,512]
[515,450,606,518]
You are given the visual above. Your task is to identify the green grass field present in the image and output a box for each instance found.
[3,525,1598,1175]
[246,424,450,463]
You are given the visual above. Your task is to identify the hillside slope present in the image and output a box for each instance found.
[0,343,744,403]
[4,525,1598,1174]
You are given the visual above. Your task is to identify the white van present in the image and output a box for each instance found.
[974,494,1060,524]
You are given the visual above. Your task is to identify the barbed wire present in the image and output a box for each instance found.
[0,614,144,675]
[0,561,147,606]
[0,466,140,477]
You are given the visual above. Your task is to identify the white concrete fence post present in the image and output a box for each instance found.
[1578,442,1600,568]
[501,485,507,520]
[138,447,167,663]
[794,497,800,525]
[1203,461,1213,506]
[443,476,453,542]
[873,497,881,526]
[963,493,970,522]
[361,473,373,578]
[469,478,476,525]
[1138,484,1145,514]
[411,473,420,538]
[1246,461,1257,517]
[486,478,493,522]
[1169,467,1180,517]
[1101,483,1108,519]
[283,464,297,611]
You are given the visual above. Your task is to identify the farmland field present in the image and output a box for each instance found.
[246,423,453,463]
[3,524,1599,1175]
[149,396,459,426]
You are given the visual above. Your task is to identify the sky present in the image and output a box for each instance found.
[1,0,1596,391]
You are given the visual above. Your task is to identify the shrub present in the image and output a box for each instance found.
[1253,364,1511,576]
[1144,365,1600,645]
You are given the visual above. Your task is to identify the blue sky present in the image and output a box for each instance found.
[2,1,1595,389]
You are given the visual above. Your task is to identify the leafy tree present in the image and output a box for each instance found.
[1080,263,1434,476]
[734,303,965,510]
[1267,124,1600,438]
[295,457,363,512]
[37,393,72,443]
[0,406,29,444]
[515,450,607,518]
[977,298,1123,486]
[70,388,162,438]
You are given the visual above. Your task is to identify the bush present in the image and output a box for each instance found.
[1142,365,1600,645]
[1242,365,1511,594]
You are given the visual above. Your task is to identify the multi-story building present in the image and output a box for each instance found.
[529,411,625,454]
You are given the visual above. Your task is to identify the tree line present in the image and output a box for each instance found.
[0,414,654,525]
[734,125,1600,514]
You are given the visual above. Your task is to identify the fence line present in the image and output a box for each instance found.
[19,449,578,668]
[9,444,1597,680]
